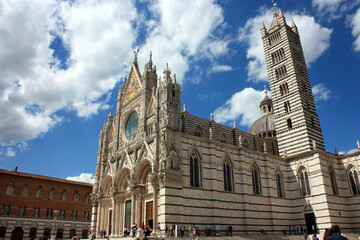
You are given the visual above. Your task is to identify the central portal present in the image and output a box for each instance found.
[146,201,153,228]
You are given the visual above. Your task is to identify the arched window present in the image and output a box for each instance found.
[6,182,14,195]
[73,191,79,202]
[84,193,91,203]
[29,227,37,239]
[48,188,55,200]
[190,150,201,187]
[348,166,360,195]
[329,167,338,195]
[21,184,29,197]
[220,133,227,143]
[194,125,202,137]
[251,164,261,195]
[0,226,7,238]
[287,119,292,129]
[61,190,67,201]
[299,167,311,196]
[276,170,285,198]
[223,158,233,191]
[35,186,42,199]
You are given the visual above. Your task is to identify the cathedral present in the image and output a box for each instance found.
[91,9,360,237]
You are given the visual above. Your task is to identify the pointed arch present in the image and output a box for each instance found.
[298,166,311,196]
[242,138,249,148]
[35,186,42,199]
[48,187,56,200]
[223,157,234,191]
[347,165,360,195]
[328,166,338,195]
[190,149,201,187]
[102,175,113,197]
[61,189,67,202]
[21,184,29,197]
[251,164,261,195]
[275,168,285,198]
[117,167,131,192]
[194,125,203,137]
[135,159,152,185]
[6,182,14,195]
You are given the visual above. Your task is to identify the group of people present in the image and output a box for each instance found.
[123,223,138,238]
[95,228,107,239]
[322,225,348,240]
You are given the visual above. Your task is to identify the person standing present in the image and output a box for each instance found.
[327,225,348,240]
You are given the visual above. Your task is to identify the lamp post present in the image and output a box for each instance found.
[52,210,59,240]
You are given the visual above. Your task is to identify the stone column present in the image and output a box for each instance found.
[119,197,125,235]
[111,198,116,237]
[131,194,136,227]
[152,182,159,230]
[91,200,99,233]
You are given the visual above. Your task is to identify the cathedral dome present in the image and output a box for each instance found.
[248,113,275,135]
[248,86,276,138]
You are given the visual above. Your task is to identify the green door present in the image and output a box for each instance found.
[125,200,132,227]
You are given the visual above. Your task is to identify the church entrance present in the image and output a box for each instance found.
[146,201,153,228]
[124,200,132,228]
[11,227,24,240]
[304,213,317,234]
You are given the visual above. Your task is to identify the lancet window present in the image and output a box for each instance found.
[298,167,311,196]
[347,166,360,195]
[190,150,201,187]
[223,158,233,192]
[251,164,261,195]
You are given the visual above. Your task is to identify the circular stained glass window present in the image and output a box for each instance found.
[125,112,138,140]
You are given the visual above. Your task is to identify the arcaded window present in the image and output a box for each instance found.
[329,167,338,195]
[48,188,55,200]
[61,190,67,201]
[73,191,79,202]
[251,164,261,195]
[299,167,311,196]
[32,207,40,217]
[71,210,78,220]
[21,184,29,197]
[59,209,66,219]
[1,205,11,216]
[190,150,201,187]
[194,125,202,137]
[276,171,285,198]
[348,166,360,195]
[284,101,291,113]
[85,193,91,203]
[17,206,26,217]
[35,186,42,198]
[6,182,14,195]
[46,208,53,218]
[223,158,233,192]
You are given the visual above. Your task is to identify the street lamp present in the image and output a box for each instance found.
[52,210,59,240]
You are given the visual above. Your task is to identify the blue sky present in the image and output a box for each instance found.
[1,0,360,183]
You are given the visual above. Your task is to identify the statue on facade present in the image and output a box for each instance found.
[209,127,213,139]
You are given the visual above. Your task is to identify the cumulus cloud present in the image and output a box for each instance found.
[137,0,229,84]
[6,148,15,157]
[351,7,360,51]
[66,173,95,184]
[213,88,264,127]
[312,83,331,101]
[238,8,332,82]
[339,148,359,155]
[0,0,229,146]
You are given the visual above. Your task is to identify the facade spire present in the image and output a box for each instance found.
[261,21,266,29]
[279,8,283,17]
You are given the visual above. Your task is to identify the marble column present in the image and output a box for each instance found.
[111,198,116,237]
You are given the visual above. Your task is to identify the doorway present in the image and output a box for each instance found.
[305,213,317,234]
[11,227,24,240]
[146,201,153,229]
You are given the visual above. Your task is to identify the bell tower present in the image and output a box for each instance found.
[261,9,325,156]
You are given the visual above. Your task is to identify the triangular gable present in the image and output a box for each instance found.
[123,64,142,104]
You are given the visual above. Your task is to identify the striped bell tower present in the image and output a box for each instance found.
[261,9,325,157]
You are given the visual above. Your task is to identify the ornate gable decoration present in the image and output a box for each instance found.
[123,70,141,105]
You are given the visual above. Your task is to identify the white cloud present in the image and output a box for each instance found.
[6,147,15,157]
[209,65,232,74]
[0,0,229,146]
[351,7,360,51]
[339,148,359,155]
[238,9,332,82]
[312,83,331,101]
[138,0,228,84]
[66,173,95,184]
[312,0,360,21]
[213,88,264,127]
